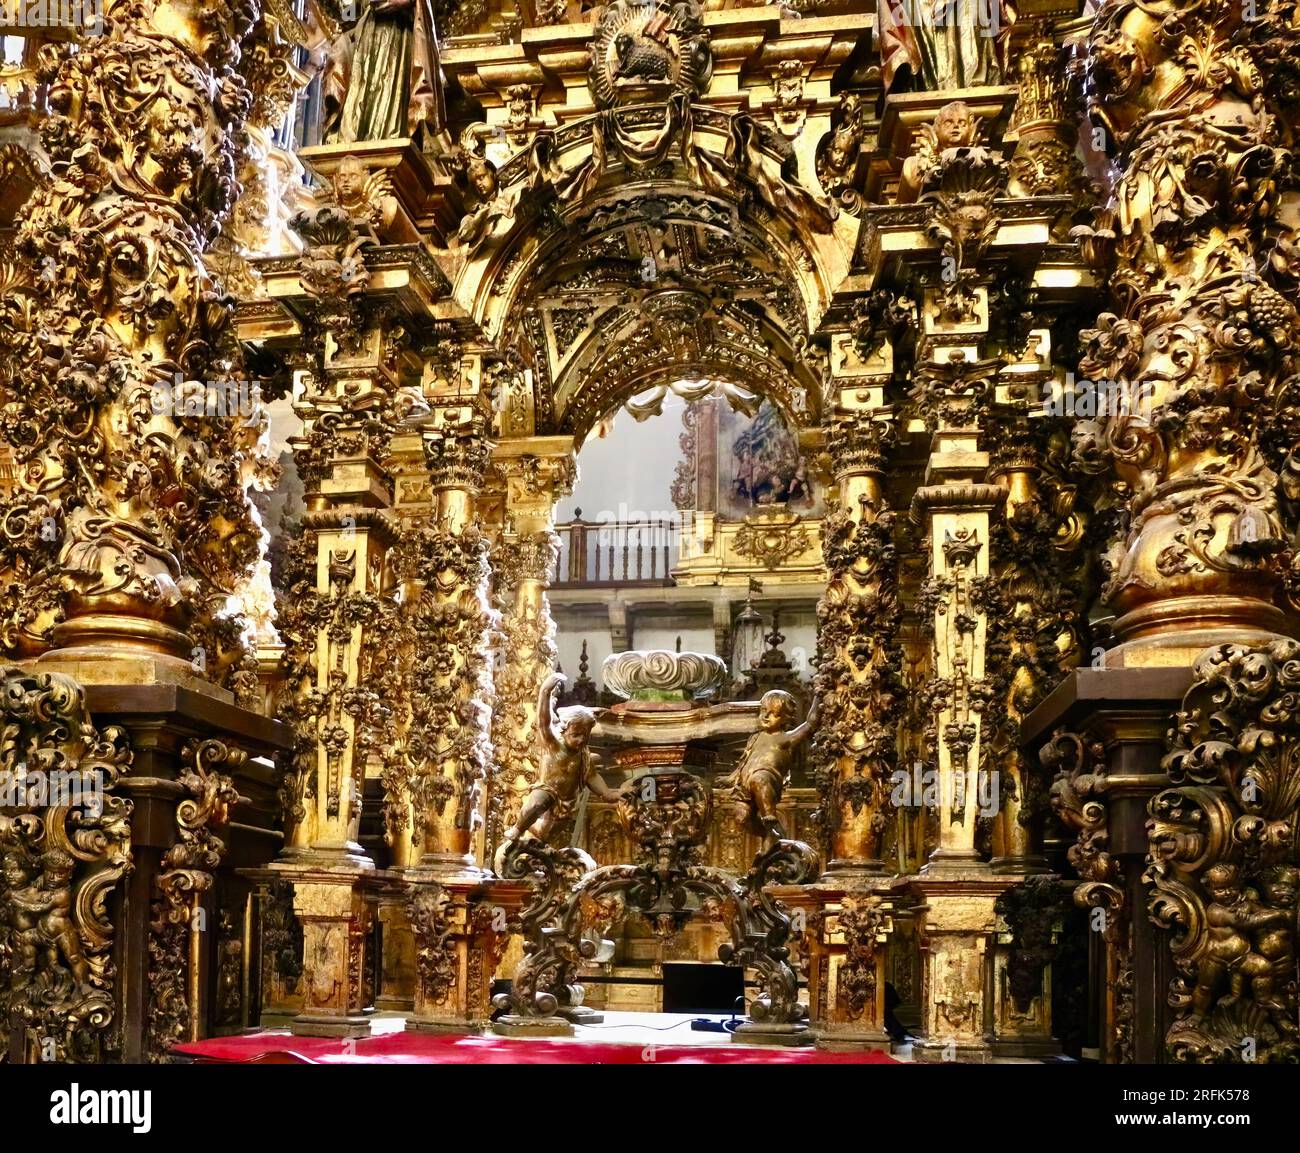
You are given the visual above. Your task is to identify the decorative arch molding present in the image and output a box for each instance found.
[450,105,857,348]
[551,289,819,444]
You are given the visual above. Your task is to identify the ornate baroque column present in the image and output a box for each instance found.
[812,318,902,880]
[485,437,575,862]
[1075,0,1300,665]
[277,205,406,868]
[409,369,496,878]
[0,0,275,691]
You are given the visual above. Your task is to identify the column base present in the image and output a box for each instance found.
[911,1036,993,1064]
[919,849,987,876]
[36,639,237,702]
[288,1014,372,1040]
[730,1021,816,1047]
[1107,596,1288,668]
[275,846,375,872]
[558,1005,604,1025]
[417,852,490,881]
[820,858,886,882]
[405,1017,488,1036]
[491,1015,575,1038]
[814,1027,893,1053]
[988,854,1051,875]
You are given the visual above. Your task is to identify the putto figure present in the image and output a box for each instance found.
[723,690,818,848]
[504,672,627,846]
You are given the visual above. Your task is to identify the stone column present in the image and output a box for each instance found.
[485,437,575,861]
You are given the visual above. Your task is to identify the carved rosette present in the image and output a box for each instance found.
[1148,640,1300,1063]
[812,413,900,870]
[0,667,132,1063]
[1076,0,1300,657]
[0,0,277,675]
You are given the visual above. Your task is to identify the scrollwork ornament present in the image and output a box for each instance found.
[0,666,133,1063]
[1149,640,1300,1063]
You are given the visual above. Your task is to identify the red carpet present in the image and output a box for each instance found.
[175,1030,899,1065]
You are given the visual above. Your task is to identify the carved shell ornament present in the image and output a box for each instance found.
[588,0,713,111]
[602,649,728,699]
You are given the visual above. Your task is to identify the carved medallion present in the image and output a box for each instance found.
[733,510,812,570]
[587,0,712,110]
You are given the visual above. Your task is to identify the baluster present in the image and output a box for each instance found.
[635,524,644,580]
[622,524,630,581]
[662,517,669,578]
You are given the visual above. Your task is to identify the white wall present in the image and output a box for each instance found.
[557,406,686,524]
[554,626,614,693]
[629,625,717,659]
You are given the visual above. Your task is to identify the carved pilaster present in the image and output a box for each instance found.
[912,354,1004,871]
[145,739,243,1062]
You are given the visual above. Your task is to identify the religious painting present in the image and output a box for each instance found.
[718,399,822,518]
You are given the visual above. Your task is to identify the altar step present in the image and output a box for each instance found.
[601,965,662,1012]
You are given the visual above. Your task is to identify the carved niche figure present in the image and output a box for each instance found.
[720,689,818,848]
[322,0,445,144]
[503,672,628,846]
[878,0,1013,93]
[2,851,39,990]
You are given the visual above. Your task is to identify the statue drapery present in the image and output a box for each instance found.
[325,0,445,144]
[878,0,1014,92]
